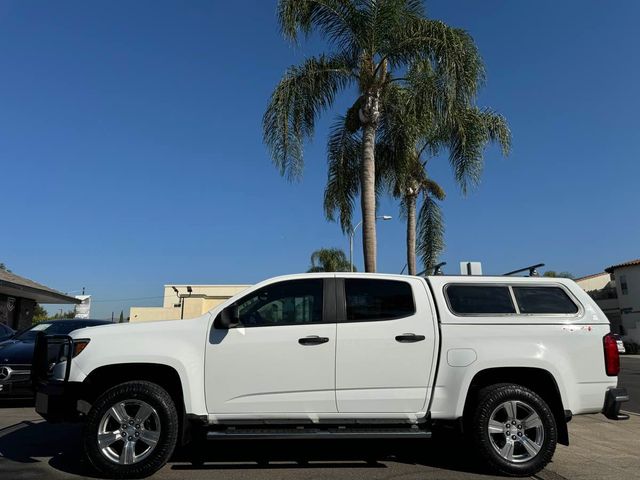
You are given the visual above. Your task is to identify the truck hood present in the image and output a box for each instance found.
[68,315,211,341]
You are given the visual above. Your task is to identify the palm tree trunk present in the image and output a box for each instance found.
[406,195,417,275]
[361,122,377,272]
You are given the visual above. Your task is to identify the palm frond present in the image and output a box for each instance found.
[416,193,444,271]
[263,53,355,181]
[324,116,362,233]
[422,177,445,201]
[367,0,426,54]
[278,0,362,51]
[479,108,512,156]
[384,19,485,112]
[445,106,512,194]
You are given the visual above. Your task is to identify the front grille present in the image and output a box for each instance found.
[0,364,31,384]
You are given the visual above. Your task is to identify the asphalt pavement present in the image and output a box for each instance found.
[619,355,640,413]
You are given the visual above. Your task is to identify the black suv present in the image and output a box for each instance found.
[0,319,109,397]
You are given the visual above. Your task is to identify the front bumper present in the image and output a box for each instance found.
[32,333,83,422]
[35,380,84,422]
[0,378,33,397]
[602,387,629,420]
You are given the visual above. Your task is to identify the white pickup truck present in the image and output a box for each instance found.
[33,273,629,478]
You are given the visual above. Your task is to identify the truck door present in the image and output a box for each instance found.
[205,277,338,415]
[335,276,438,414]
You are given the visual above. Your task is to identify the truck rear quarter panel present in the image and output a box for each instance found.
[426,276,616,420]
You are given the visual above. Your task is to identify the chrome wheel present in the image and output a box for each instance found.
[97,399,161,465]
[488,400,544,463]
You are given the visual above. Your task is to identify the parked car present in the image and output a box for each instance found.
[0,323,14,342]
[33,274,629,478]
[0,319,110,397]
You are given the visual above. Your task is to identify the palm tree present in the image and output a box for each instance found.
[264,0,483,272]
[385,97,511,275]
[543,271,575,279]
[307,247,353,272]
[325,78,511,275]
[392,157,446,275]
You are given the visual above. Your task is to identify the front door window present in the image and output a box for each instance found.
[233,279,324,327]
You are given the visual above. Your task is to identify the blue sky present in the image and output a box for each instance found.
[1,1,638,318]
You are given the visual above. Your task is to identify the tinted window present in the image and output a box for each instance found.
[446,285,516,315]
[513,287,578,314]
[345,279,415,321]
[620,275,628,295]
[235,279,323,326]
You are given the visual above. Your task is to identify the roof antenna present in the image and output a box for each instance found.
[504,263,545,277]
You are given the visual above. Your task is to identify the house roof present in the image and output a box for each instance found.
[0,269,80,304]
[605,259,640,274]
[574,271,610,282]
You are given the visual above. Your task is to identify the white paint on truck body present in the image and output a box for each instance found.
[63,273,615,423]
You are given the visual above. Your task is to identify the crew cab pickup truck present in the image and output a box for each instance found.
[32,273,629,478]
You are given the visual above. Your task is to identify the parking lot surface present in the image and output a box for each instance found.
[619,356,639,412]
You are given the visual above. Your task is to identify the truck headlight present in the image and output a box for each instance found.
[73,339,90,358]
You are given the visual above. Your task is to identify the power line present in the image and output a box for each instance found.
[89,295,166,303]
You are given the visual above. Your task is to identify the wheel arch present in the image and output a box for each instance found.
[82,363,191,445]
[462,367,569,446]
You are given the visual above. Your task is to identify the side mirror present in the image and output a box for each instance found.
[216,305,240,329]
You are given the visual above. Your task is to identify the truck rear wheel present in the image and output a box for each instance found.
[470,383,557,477]
[83,381,178,478]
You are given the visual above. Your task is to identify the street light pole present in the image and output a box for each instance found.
[349,215,392,272]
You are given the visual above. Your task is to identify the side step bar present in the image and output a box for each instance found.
[206,426,432,441]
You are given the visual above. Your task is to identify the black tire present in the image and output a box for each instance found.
[470,383,557,477]
[83,381,179,479]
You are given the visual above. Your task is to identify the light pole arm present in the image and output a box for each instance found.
[348,217,390,273]
[349,221,364,273]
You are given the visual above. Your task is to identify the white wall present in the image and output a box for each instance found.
[613,265,640,343]
[576,272,611,292]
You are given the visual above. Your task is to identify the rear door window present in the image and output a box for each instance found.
[513,287,578,314]
[446,285,516,315]
[345,279,415,321]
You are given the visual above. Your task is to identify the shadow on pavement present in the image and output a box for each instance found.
[0,419,93,476]
[0,398,35,408]
[0,419,488,477]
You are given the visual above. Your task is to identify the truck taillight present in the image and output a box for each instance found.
[603,333,620,376]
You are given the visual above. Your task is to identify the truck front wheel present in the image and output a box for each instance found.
[83,381,179,478]
[471,383,557,477]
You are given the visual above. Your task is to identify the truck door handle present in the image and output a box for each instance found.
[298,336,330,345]
[395,333,426,343]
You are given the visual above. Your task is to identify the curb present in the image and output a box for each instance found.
[621,410,640,417]
[534,470,570,480]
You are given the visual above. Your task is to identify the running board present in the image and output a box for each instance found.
[206,426,431,440]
